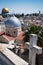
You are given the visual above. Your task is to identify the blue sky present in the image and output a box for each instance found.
[0,0,43,14]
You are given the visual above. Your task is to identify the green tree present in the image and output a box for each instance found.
[38,28,43,47]
[23,24,43,47]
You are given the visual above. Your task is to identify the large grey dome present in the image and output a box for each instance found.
[4,16,21,27]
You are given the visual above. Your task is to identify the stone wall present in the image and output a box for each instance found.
[36,48,43,65]
[39,48,43,65]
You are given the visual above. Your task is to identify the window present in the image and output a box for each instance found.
[14,31,16,34]
[8,31,9,33]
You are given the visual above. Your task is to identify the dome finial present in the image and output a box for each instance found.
[2,8,9,18]
[2,8,9,13]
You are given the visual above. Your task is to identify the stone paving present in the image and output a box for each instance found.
[0,43,28,65]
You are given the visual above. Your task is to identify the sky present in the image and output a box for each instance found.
[0,0,43,14]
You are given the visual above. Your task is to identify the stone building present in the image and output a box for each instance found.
[0,8,23,44]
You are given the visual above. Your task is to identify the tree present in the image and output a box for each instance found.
[38,28,43,47]
[23,24,43,47]
[21,13,24,17]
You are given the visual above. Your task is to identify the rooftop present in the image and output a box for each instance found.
[0,32,4,35]
[2,34,14,41]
